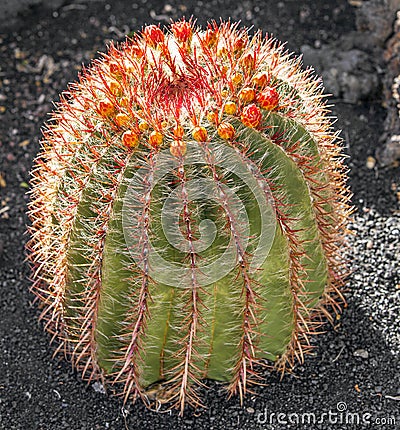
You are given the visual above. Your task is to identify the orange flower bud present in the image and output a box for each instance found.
[170,140,187,157]
[241,103,262,128]
[207,111,218,124]
[252,72,269,87]
[98,100,115,117]
[138,120,149,131]
[231,73,243,86]
[239,87,256,103]
[192,126,208,142]
[258,87,279,110]
[171,21,192,44]
[130,44,144,58]
[122,130,139,149]
[115,113,130,127]
[217,122,235,140]
[240,52,255,70]
[224,101,237,115]
[173,124,184,139]
[149,130,163,147]
[109,80,122,96]
[221,89,229,98]
[109,61,121,77]
[119,97,130,108]
[233,37,245,55]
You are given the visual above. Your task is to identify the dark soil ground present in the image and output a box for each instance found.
[0,1,399,429]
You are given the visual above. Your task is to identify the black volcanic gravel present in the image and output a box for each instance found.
[0,1,399,429]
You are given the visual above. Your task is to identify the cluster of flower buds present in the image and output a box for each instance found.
[85,20,283,159]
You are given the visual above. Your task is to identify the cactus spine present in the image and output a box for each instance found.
[27,20,351,413]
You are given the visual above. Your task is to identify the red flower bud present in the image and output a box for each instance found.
[122,130,139,149]
[98,100,115,117]
[252,72,269,87]
[109,62,122,77]
[258,87,279,110]
[233,37,245,55]
[171,21,193,44]
[241,104,262,128]
[143,25,164,47]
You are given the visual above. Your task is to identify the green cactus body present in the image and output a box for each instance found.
[27,20,351,413]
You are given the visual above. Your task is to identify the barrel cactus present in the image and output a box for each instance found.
[27,19,351,413]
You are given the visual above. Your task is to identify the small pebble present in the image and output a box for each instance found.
[366,156,376,169]
[92,381,106,394]
[246,407,255,414]
[0,173,6,188]
[353,349,369,359]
